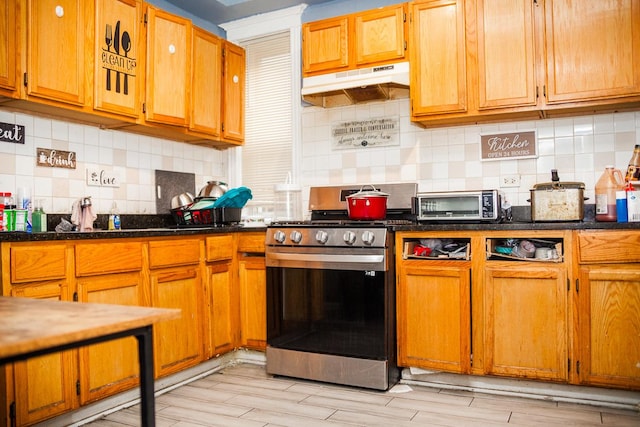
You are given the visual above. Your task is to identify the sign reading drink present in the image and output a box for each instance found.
[480,131,537,161]
[37,148,77,169]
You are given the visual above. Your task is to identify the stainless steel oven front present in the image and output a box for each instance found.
[265,225,399,391]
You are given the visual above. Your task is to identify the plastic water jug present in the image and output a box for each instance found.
[595,166,624,221]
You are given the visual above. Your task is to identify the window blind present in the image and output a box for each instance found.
[242,32,292,208]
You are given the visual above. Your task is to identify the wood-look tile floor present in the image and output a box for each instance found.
[83,364,640,426]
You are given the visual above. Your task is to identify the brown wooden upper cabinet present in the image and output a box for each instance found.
[0,0,18,96]
[222,41,245,143]
[25,0,91,107]
[302,3,408,76]
[410,0,640,125]
[144,5,191,127]
[94,0,143,118]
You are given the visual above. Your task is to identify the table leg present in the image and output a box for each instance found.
[136,326,155,427]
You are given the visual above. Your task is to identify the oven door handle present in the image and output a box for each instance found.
[266,252,385,265]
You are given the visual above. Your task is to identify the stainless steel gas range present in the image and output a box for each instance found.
[265,183,417,390]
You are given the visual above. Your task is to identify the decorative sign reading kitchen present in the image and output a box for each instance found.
[480,130,537,161]
[37,148,76,169]
[332,117,399,149]
[0,122,25,144]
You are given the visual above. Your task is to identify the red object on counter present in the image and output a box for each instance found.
[345,185,389,220]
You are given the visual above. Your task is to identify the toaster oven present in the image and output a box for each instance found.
[414,190,507,222]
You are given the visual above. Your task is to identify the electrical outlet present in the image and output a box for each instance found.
[501,174,521,187]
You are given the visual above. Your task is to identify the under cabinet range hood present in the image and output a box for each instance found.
[301,62,410,107]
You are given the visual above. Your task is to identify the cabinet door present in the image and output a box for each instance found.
[9,284,77,426]
[94,0,142,118]
[150,265,204,377]
[397,262,471,373]
[190,27,222,137]
[544,0,640,104]
[355,4,406,66]
[222,41,245,143]
[476,0,537,110]
[76,272,145,404]
[577,265,640,389]
[484,264,568,381]
[410,0,467,115]
[302,16,349,76]
[145,5,190,126]
[238,256,266,350]
[0,0,18,94]
[206,261,238,356]
[26,0,88,106]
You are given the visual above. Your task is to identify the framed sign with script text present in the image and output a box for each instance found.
[480,131,537,161]
[36,148,77,169]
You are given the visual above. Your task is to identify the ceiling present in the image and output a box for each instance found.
[162,0,337,26]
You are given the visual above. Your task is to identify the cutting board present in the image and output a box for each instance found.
[155,170,196,214]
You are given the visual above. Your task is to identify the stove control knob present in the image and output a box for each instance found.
[290,230,303,244]
[274,230,286,244]
[362,230,376,245]
[315,230,329,244]
[343,231,357,245]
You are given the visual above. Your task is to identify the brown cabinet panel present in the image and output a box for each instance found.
[26,0,88,106]
[238,256,266,350]
[238,232,266,254]
[145,5,190,126]
[190,27,222,136]
[544,0,640,104]
[577,265,640,389]
[222,41,245,143]
[355,4,406,66]
[76,272,144,404]
[577,230,640,264]
[149,238,201,268]
[410,0,467,115]
[302,16,349,75]
[75,241,143,276]
[397,262,471,373]
[476,0,537,110]
[206,261,238,356]
[0,0,18,93]
[94,0,142,117]
[484,264,568,381]
[9,285,77,426]
[10,244,67,283]
[205,234,235,262]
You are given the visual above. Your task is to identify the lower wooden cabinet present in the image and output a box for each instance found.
[484,262,568,381]
[149,239,204,377]
[238,255,266,349]
[397,260,471,373]
[576,230,640,390]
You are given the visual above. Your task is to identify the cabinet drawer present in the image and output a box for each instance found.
[577,231,640,263]
[76,241,143,276]
[149,239,201,268]
[10,245,67,283]
[238,233,265,254]
[206,235,235,261]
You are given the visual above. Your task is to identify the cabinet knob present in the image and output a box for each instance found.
[168,44,176,54]
[55,5,64,17]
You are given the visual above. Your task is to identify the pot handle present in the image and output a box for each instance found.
[360,184,378,193]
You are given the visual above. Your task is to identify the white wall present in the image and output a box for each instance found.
[0,109,228,215]
[301,99,640,210]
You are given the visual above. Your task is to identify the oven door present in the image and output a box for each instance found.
[265,245,398,389]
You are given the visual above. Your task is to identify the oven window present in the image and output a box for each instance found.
[267,267,387,360]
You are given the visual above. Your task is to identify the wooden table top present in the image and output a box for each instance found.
[0,296,181,361]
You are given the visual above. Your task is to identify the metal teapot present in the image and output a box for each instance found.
[198,181,228,199]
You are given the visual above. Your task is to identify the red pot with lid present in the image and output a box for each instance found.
[346,185,389,220]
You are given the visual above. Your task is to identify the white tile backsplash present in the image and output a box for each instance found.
[0,111,228,215]
[301,101,640,208]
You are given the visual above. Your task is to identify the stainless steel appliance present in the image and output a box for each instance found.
[265,183,417,390]
[414,189,508,222]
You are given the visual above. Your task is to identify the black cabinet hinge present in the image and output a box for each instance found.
[404,40,407,50]
[9,401,16,426]
[23,72,27,87]
[221,123,225,132]
[76,380,81,396]
[144,12,147,25]
[568,358,571,373]
[575,278,579,293]
[73,292,78,302]
[576,360,580,375]
[142,103,146,114]
[536,86,539,98]
[403,12,406,23]
[567,278,570,291]
[543,85,547,98]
